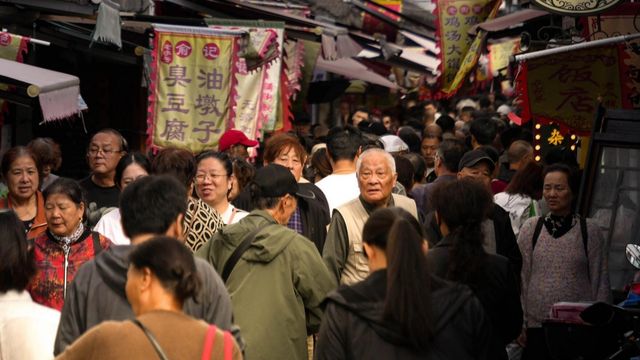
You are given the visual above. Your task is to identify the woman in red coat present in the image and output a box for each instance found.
[28,177,111,310]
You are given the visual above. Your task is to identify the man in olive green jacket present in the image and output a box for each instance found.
[197,164,335,360]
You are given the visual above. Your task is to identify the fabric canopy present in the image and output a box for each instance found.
[0,58,80,121]
[315,56,399,89]
[468,9,548,35]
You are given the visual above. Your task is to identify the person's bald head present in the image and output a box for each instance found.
[507,140,534,170]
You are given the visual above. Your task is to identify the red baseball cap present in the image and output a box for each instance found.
[218,129,259,152]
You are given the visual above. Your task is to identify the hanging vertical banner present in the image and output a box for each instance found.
[488,37,520,78]
[207,20,284,138]
[435,0,501,97]
[516,45,622,135]
[148,25,243,152]
[260,27,285,133]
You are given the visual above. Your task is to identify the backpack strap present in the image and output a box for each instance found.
[580,217,588,256]
[91,232,103,256]
[531,216,545,251]
[201,325,217,360]
[580,217,590,281]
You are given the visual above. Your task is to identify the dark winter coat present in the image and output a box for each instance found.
[426,235,523,360]
[315,270,490,360]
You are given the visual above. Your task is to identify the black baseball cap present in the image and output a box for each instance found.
[253,164,314,199]
[458,149,495,173]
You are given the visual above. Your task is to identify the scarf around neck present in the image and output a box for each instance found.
[543,213,577,238]
[50,222,86,248]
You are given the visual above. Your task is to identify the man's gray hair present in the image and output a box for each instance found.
[356,148,396,174]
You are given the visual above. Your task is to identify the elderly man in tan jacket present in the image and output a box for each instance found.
[322,148,419,286]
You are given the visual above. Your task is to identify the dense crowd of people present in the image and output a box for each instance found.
[0,95,611,360]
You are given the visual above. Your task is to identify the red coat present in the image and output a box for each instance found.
[28,229,111,310]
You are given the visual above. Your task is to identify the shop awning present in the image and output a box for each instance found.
[469,9,548,35]
[0,58,80,121]
[315,56,399,89]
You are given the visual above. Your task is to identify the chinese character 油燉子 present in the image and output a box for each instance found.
[198,68,224,90]
[193,121,222,143]
[194,94,222,116]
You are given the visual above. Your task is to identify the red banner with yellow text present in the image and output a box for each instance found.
[515,45,622,135]
[148,25,242,152]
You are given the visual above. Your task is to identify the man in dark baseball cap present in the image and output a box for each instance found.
[457,148,495,190]
[196,163,334,360]
[251,163,314,200]
[218,129,259,159]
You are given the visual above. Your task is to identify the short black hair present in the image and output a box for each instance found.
[120,175,188,238]
[129,236,201,304]
[437,139,466,173]
[326,125,362,161]
[469,117,497,146]
[0,210,35,292]
[44,178,88,222]
[436,115,456,133]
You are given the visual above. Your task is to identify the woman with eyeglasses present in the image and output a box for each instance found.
[0,146,48,239]
[194,151,248,225]
[28,178,111,310]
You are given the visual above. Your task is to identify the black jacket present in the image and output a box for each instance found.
[233,182,330,252]
[426,236,523,360]
[315,270,490,360]
[424,204,523,278]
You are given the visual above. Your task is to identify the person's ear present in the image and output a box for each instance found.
[166,213,185,241]
[140,267,152,291]
[363,242,375,260]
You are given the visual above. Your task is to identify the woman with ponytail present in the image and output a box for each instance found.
[427,178,522,360]
[56,237,241,360]
[316,207,490,359]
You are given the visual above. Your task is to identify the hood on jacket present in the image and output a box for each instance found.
[95,245,133,299]
[325,270,475,350]
[217,210,296,264]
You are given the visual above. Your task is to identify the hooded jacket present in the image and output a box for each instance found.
[315,270,490,360]
[197,210,335,360]
[54,244,233,354]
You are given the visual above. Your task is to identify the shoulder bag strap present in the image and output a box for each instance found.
[92,232,103,256]
[223,331,234,360]
[201,325,217,360]
[221,225,271,283]
[132,319,169,360]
